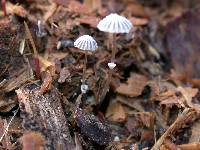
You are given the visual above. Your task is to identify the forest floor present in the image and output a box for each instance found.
[0,0,200,150]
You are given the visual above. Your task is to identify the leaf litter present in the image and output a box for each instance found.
[0,0,200,150]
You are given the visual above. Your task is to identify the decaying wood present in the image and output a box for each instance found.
[1,68,32,92]
[151,108,197,150]
[16,85,75,150]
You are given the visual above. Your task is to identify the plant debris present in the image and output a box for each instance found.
[0,0,200,150]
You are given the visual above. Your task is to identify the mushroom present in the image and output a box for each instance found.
[107,62,116,70]
[97,14,132,100]
[74,35,98,84]
[97,13,132,62]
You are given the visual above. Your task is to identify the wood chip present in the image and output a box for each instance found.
[16,86,75,149]
[105,101,126,123]
[116,73,148,97]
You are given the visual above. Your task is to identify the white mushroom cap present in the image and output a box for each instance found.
[108,62,116,70]
[97,13,132,33]
[81,84,89,94]
[74,35,98,51]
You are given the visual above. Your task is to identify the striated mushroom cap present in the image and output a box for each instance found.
[97,13,132,33]
[74,35,98,51]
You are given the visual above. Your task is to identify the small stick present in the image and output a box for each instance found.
[24,22,40,79]
[0,108,19,142]
[1,0,7,16]
[151,108,197,150]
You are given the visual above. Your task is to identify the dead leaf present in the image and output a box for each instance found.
[76,16,101,28]
[137,112,155,128]
[6,2,28,18]
[177,87,199,110]
[126,2,148,17]
[20,132,46,150]
[116,73,148,97]
[105,101,126,123]
[53,0,69,7]
[178,142,200,150]
[67,1,90,14]
[189,121,200,143]
[129,17,149,26]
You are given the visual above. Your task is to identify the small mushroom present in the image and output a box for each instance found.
[97,14,132,99]
[107,62,116,70]
[74,35,98,83]
[97,13,132,61]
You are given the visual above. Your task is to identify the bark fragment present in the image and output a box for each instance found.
[16,86,75,150]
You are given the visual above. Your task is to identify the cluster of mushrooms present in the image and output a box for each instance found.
[74,13,133,94]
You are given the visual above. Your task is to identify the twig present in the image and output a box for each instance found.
[24,22,38,56]
[0,108,19,142]
[151,108,197,150]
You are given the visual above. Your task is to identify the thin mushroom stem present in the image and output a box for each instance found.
[83,51,88,83]
[111,33,116,62]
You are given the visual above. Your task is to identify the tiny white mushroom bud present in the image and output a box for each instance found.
[81,84,89,94]
[108,62,116,70]
[114,136,120,142]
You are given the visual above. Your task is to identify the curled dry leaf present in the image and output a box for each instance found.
[20,132,46,150]
[116,73,148,97]
[37,71,53,95]
[75,108,112,145]
[105,101,126,123]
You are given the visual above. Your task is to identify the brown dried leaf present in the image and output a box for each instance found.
[178,87,198,102]
[0,100,17,113]
[37,71,53,95]
[76,16,101,28]
[105,101,126,123]
[53,0,69,7]
[20,132,46,150]
[148,81,186,107]
[126,2,148,17]
[116,73,148,97]
[7,2,28,18]
[1,69,32,92]
[84,0,103,13]
[129,17,149,26]
[68,1,90,14]
[189,121,200,143]
[136,112,155,128]
[178,142,200,150]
